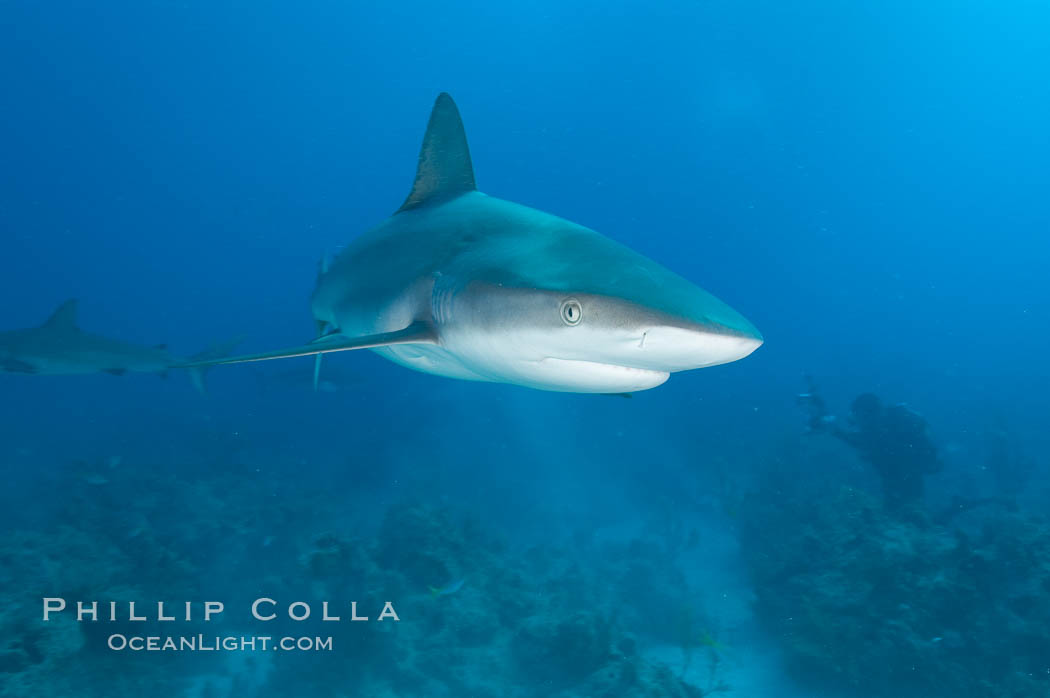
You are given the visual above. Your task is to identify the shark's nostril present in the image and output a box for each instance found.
[638,332,647,349]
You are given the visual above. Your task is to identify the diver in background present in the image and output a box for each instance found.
[799,380,941,511]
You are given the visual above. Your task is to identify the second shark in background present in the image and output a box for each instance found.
[0,299,236,393]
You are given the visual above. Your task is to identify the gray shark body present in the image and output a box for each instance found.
[185,94,762,393]
[0,300,174,376]
[0,300,228,391]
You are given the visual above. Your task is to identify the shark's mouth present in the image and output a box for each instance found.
[531,357,670,393]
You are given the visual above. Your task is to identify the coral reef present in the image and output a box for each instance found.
[273,500,713,697]
[1,463,719,697]
[740,475,1050,698]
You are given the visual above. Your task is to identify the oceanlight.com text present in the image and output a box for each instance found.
[107,634,334,652]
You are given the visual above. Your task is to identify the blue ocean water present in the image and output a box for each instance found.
[1,1,1048,696]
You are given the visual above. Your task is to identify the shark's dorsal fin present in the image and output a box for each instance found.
[398,93,476,212]
[42,299,79,332]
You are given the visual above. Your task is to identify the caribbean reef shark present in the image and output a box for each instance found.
[0,299,228,392]
[183,93,762,393]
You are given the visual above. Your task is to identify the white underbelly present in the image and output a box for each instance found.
[517,357,669,393]
[374,344,494,383]
[376,343,668,393]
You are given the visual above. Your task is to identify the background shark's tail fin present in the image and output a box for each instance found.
[185,336,244,394]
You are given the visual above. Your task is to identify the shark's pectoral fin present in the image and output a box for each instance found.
[397,93,476,212]
[312,354,323,393]
[174,323,437,369]
[311,322,331,393]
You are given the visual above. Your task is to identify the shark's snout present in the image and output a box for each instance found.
[636,322,763,371]
[436,281,762,392]
[560,290,763,374]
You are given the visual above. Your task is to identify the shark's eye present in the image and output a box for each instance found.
[560,299,583,326]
